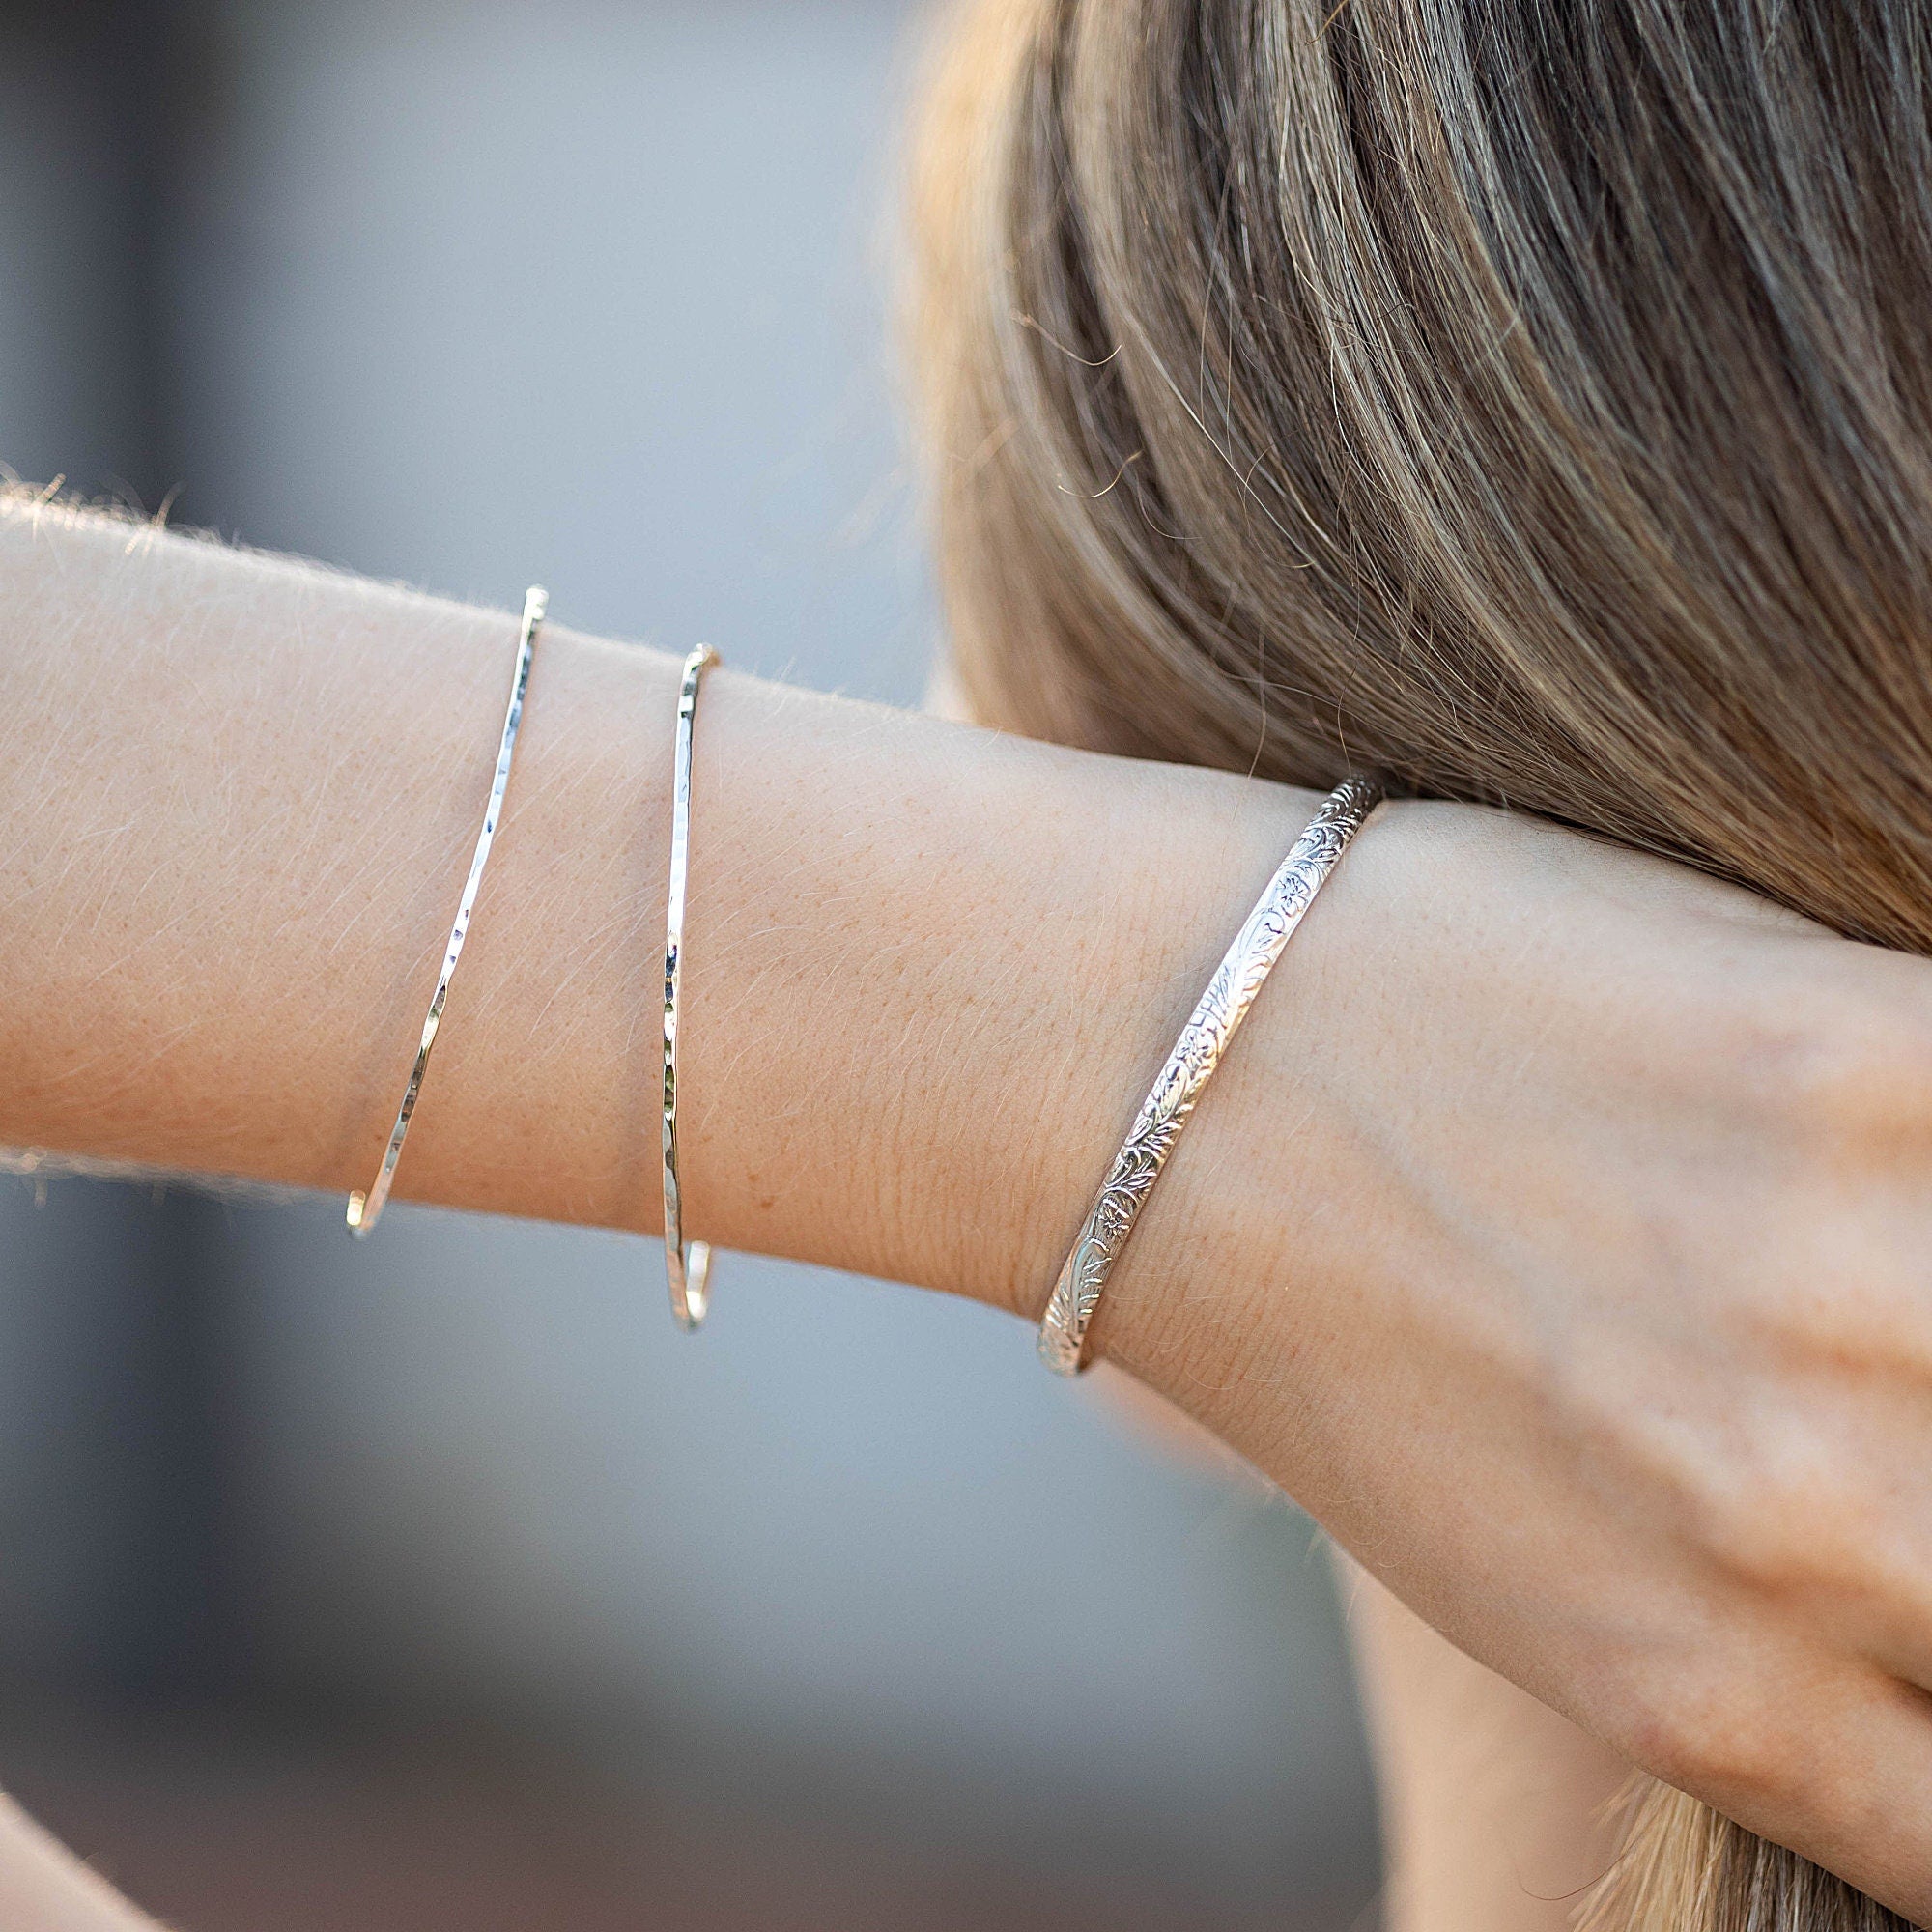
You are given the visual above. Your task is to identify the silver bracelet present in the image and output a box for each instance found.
[663,643,720,1330]
[1037,775,1384,1374]
[347,586,548,1236]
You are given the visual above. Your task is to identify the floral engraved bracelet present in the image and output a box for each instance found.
[1037,775,1384,1374]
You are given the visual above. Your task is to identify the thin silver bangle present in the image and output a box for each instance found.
[1037,774,1384,1374]
[663,643,720,1330]
[347,585,548,1236]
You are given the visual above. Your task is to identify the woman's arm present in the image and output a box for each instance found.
[0,486,1315,1304]
[13,491,1932,1921]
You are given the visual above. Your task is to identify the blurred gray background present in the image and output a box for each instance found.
[0,3,1381,1927]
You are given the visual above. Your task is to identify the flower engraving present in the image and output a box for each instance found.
[1037,777,1381,1375]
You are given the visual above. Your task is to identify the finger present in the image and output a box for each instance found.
[1629,1659,1932,1923]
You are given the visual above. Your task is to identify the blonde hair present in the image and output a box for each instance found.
[906,0,1932,1926]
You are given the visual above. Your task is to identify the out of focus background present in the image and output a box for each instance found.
[0,3,1381,1927]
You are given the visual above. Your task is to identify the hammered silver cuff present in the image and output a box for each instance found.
[347,586,548,1236]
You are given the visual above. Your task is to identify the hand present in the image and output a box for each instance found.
[1086,798,1932,1923]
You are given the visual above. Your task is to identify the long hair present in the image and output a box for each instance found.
[905,1,1932,1926]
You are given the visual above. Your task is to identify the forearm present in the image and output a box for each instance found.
[0,491,1322,1330]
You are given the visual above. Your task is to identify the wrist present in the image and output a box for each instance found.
[1065,792,1444,1492]
[678,670,1345,1340]
[677,676,1322,1308]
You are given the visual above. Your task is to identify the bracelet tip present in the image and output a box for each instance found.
[1037,1332,1085,1377]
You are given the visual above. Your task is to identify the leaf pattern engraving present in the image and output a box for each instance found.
[1037,777,1382,1375]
